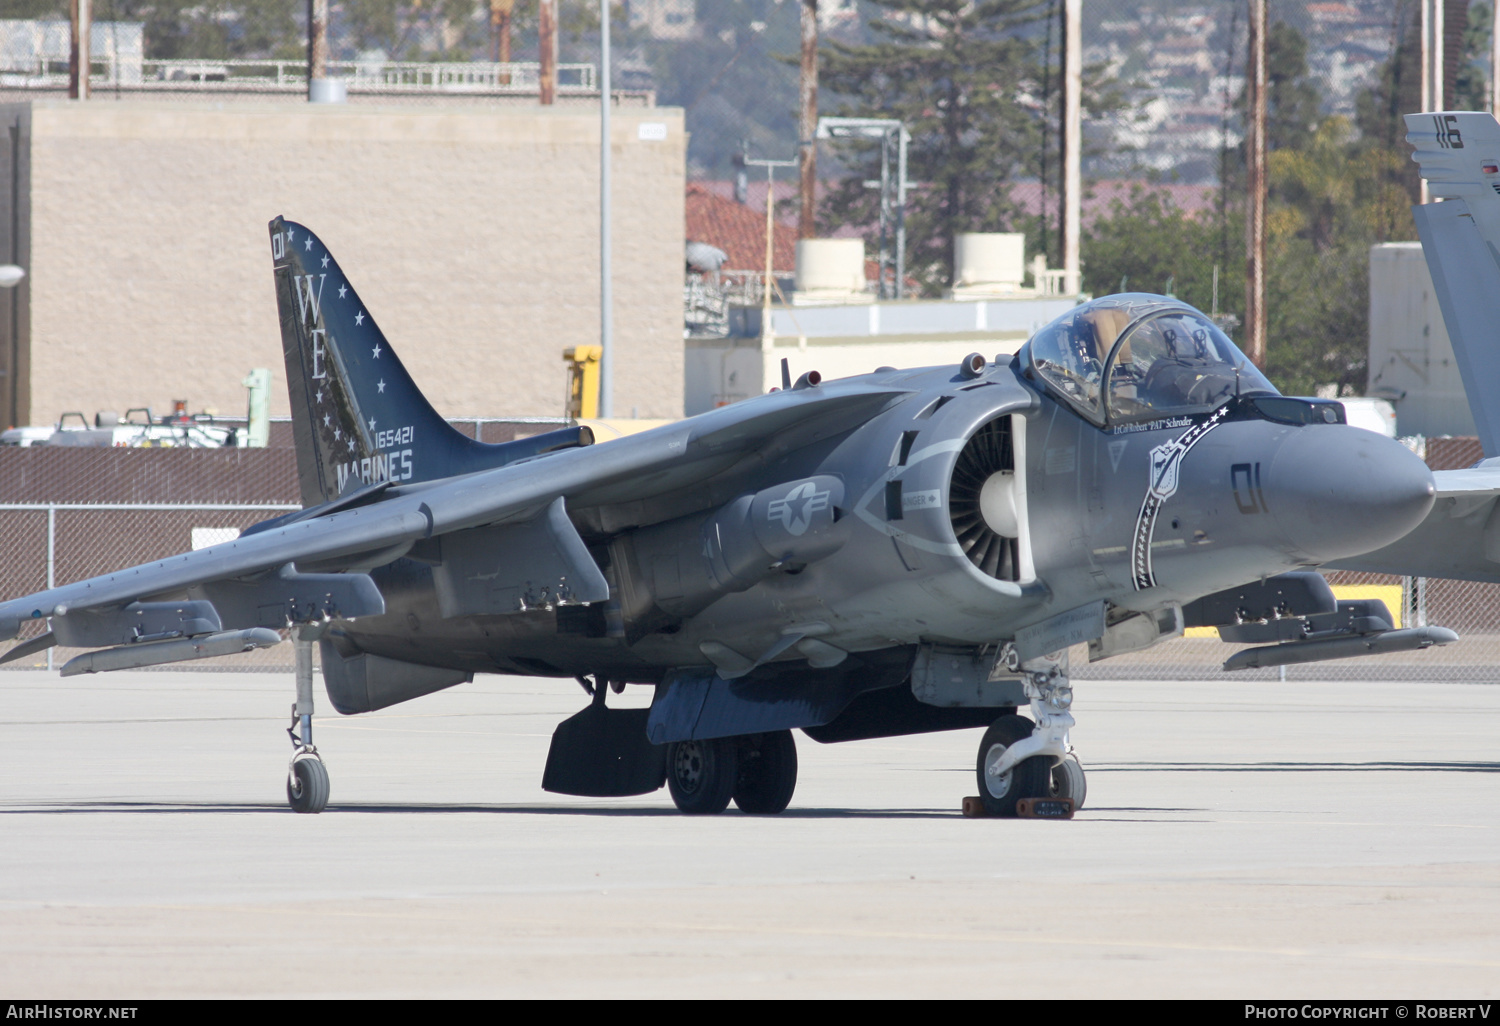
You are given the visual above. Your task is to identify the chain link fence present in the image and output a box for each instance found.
[0,504,299,672]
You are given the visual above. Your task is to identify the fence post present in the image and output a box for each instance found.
[46,504,55,671]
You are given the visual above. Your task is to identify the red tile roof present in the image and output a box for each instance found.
[686,183,798,273]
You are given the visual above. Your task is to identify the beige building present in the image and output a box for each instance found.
[0,98,685,428]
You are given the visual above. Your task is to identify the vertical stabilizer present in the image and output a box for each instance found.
[1405,112,1500,456]
[268,217,590,506]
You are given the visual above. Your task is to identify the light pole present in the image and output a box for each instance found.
[744,155,798,354]
[598,0,613,417]
[817,117,908,299]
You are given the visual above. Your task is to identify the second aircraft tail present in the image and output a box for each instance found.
[1405,112,1500,456]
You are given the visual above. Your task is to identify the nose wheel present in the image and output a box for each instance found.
[975,714,1053,816]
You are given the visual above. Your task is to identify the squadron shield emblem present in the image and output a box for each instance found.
[1130,408,1229,591]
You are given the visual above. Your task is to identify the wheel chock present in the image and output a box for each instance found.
[1016,797,1074,819]
[962,796,1075,818]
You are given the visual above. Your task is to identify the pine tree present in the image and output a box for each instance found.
[817,0,1049,292]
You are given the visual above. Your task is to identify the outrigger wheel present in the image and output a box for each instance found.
[975,713,1053,817]
[666,738,738,814]
[287,753,330,814]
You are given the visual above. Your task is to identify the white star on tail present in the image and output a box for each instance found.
[338,284,347,299]
[321,254,330,269]
[314,390,323,403]
[368,417,376,430]
[377,379,385,393]
[371,342,381,358]
[355,311,365,326]
[323,413,330,426]
[304,237,313,252]
[286,228,295,242]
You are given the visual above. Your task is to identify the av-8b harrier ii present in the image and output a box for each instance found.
[7,150,1494,815]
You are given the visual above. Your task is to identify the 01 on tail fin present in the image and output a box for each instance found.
[268,217,589,507]
[1405,112,1500,457]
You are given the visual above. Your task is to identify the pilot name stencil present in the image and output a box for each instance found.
[1130,407,1229,590]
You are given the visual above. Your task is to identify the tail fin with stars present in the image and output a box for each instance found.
[268,216,591,507]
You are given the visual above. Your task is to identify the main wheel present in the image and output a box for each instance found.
[1050,753,1086,809]
[975,714,1052,817]
[287,755,329,814]
[666,738,737,814]
[733,730,798,814]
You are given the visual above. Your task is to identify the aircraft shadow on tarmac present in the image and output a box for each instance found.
[1098,760,1500,773]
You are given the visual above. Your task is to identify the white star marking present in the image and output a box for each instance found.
[338,284,347,299]
[368,417,376,430]
[355,311,365,326]
[304,237,313,252]
[333,427,341,440]
[314,389,323,403]
[371,343,381,358]
[287,228,295,242]
[321,254,330,268]
[377,379,386,393]
[323,413,330,427]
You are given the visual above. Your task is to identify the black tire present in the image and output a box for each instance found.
[733,730,798,814]
[1050,753,1086,809]
[975,714,1052,817]
[287,756,329,814]
[666,738,737,814]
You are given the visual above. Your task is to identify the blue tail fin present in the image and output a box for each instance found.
[269,217,588,506]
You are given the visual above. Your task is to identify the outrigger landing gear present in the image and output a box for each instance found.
[976,650,1085,816]
[285,628,329,814]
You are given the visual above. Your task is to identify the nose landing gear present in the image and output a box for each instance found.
[974,650,1086,817]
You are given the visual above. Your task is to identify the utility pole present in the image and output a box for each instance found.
[799,0,819,240]
[1244,0,1267,367]
[598,0,612,418]
[69,0,90,100]
[1061,0,1080,295]
[491,0,513,63]
[1492,0,1500,120]
[307,0,334,101]
[1421,0,1443,203]
[539,0,558,105]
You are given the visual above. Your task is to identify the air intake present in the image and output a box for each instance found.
[949,417,1020,581]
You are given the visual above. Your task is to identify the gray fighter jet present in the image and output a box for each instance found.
[0,181,1476,816]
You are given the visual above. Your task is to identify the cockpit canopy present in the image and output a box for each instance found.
[1025,294,1276,425]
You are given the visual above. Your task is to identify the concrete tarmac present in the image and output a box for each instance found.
[0,669,1496,998]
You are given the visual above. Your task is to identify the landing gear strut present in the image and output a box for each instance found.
[285,628,329,814]
[976,650,1086,816]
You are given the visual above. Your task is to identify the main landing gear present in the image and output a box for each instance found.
[285,628,329,814]
[976,650,1087,817]
[665,730,799,815]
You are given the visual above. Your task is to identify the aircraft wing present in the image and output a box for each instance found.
[0,381,907,640]
[1325,467,1500,582]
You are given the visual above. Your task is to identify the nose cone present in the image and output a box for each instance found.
[1268,426,1435,562]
